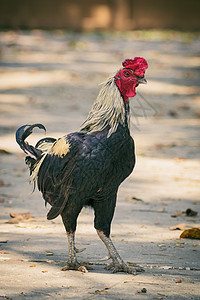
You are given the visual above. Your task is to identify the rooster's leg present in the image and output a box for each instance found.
[97,230,143,274]
[61,232,88,273]
[61,204,88,272]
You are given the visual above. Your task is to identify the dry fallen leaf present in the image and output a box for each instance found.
[10,213,31,220]
[169,223,186,231]
[180,228,200,239]
[7,212,38,224]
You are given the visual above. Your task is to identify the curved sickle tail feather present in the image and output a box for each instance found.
[16,124,46,159]
[16,123,56,183]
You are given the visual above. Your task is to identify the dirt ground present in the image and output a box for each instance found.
[0,30,200,300]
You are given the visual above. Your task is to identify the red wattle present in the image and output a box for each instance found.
[115,76,137,104]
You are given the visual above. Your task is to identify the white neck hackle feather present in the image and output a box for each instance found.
[80,77,130,137]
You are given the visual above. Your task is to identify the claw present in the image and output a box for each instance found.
[78,266,88,273]
[113,266,136,275]
[127,262,145,272]
[61,262,88,273]
[105,262,142,275]
[134,266,145,272]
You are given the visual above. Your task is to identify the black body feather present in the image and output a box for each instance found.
[16,120,135,236]
[16,83,135,237]
[37,124,135,227]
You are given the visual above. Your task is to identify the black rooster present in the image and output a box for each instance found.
[16,57,148,274]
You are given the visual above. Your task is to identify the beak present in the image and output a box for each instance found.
[137,77,147,84]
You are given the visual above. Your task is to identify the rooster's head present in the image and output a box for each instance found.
[115,57,148,103]
[80,57,148,136]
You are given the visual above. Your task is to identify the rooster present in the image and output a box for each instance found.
[16,57,148,274]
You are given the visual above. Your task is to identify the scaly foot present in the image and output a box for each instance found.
[105,261,144,274]
[61,262,88,273]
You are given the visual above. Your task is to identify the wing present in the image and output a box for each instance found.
[37,131,113,220]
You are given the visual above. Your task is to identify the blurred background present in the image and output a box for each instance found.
[0,0,200,30]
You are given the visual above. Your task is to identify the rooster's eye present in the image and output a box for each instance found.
[123,71,130,77]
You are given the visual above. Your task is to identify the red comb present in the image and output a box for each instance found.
[122,57,148,77]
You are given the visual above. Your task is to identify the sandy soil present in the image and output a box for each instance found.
[0,30,200,299]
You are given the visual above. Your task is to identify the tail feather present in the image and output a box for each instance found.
[16,124,46,159]
[35,137,56,152]
[47,196,69,220]
[16,124,57,180]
